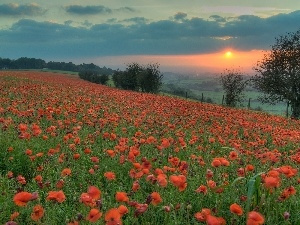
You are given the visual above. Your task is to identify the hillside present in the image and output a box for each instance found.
[161,72,288,116]
[0,71,299,224]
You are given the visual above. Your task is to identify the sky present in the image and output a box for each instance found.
[1,1,300,74]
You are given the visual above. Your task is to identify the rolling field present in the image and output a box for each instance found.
[161,73,289,116]
[1,71,300,224]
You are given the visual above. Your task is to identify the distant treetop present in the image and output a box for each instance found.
[0,57,115,74]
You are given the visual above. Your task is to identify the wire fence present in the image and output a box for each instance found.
[180,91,290,117]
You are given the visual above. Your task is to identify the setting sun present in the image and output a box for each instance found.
[225,51,233,58]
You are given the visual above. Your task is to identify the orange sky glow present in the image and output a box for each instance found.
[89,49,266,75]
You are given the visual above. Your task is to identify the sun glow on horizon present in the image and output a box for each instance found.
[225,51,233,58]
[88,49,265,74]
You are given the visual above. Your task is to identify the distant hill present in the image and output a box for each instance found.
[0,57,116,75]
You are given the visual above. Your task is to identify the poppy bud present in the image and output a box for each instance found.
[77,213,83,221]
[163,206,171,212]
[283,212,290,220]
[145,195,152,204]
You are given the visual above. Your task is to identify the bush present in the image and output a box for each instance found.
[79,71,109,85]
[112,63,163,93]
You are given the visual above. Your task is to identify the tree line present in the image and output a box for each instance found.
[112,62,163,94]
[78,71,109,85]
[78,62,163,93]
[0,57,163,94]
[0,57,114,75]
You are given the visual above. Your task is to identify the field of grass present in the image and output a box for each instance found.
[1,71,300,224]
[161,73,289,116]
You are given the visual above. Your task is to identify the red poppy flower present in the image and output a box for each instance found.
[10,212,20,221]
[195,185,208,194]
[115,192,129,202]
[46,190,66,203]
[118,205,129,216]
[169,175,187,191]
[194,208,211,222]
[104,172,116,180]
[88,186,101,200]
[86,208,102,222]
[247,211,265,225]
[134,203,148,217]
[105,208,122,225]
[13,192,33,206]
[263,176,280,189]
[31,204,44,221]
[61,168,71,177]
[150,192,162,205]
[230,203,243,216]
[132,180,140,192]
[206,214,226,225]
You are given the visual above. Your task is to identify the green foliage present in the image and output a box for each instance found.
[79,71,109,85]
[138,63,163,93]
[112,70,124,88]
[0,57,115,75]
[112,62,163,93]
[252,29,300,118]
[122,62,141,91]
[219,69,247,107]
[0,57,46,69]
[245,172,264,214]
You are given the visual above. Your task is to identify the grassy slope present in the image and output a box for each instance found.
[0,71,300,224]
[161,73,288,116]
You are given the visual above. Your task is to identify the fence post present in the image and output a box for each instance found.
[248,98,251,109]
[286,101,289,118]
[222,95,224,105]
[201,93,204,102]
[185,92,188,99]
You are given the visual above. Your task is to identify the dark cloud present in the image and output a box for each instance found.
[1,10,300,59]
[65,5,112,15]
[81,20,93,27]
[64,20,73,26]
[116,7,136,12]
[209,15,227,23]
[174,12,187,21]
[106,18,118,23]
[0,3,46,16]
[122,17,149,24]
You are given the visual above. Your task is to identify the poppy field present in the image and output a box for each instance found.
[1,71,300,225]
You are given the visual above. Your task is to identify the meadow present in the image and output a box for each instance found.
[161,73,288,116]
[0,71,300,225]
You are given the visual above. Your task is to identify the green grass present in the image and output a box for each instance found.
[0,70,299,224]
[161,74,289,116]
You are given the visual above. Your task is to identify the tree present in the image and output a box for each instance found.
[0,57,12,69]
[13,57,46,69]
[122,62,142,91]
[138,63,163,93]
[252,29,300,118]
[219,69,247,107]
[98,74,109,85]
[112,62,163,93]
[112,70,124,88]
[78,71,109,85]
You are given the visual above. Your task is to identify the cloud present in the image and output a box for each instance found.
[174,12,187,21]
[122,17,149,24]
[65,5,112,15]
[115,7,136,12]
[1,10,300,60]
[202,6,289,16]
[209,15,227,23]
[0,3,46,16]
